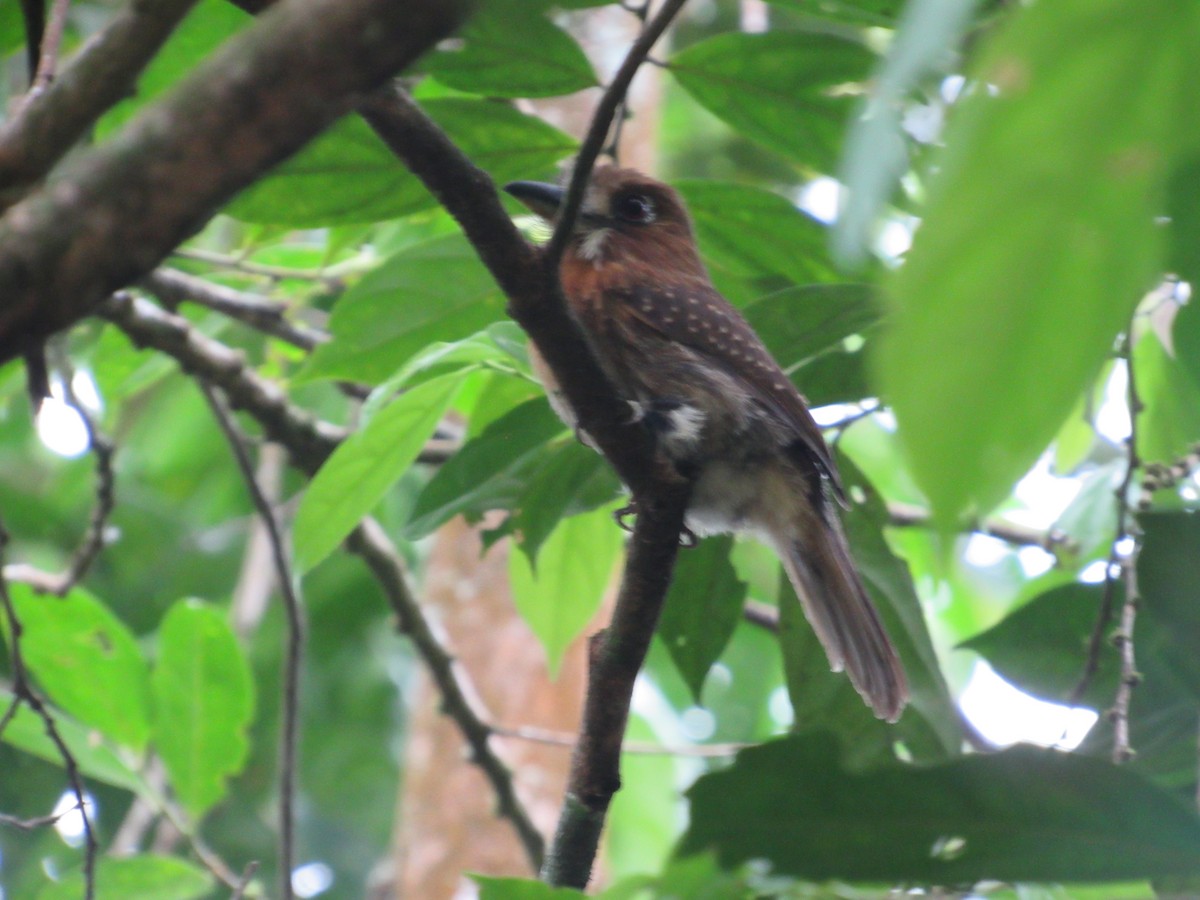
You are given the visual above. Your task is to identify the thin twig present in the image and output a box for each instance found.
[0,808,72,830]
[886,501,1075,554]
[0,520,97,899]
[492,723,751,758]
[1072,336,1141,706]
[1111,540,1141,763]
[143,268,329,351]
[347,519,545,871]
[231,861,261,900]
[601,0,652,162]
[545,0,690,269]
[27,0,71,97]
[200,382,305,900]
[172,247,355,288]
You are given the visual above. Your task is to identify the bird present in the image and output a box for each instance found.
[504,166,908,722]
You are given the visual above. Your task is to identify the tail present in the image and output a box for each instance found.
[772,518,908,722]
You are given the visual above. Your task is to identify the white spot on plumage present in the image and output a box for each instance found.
[660,403,706,454]
[579,228,610,262]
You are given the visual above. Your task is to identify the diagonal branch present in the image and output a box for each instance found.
[0,0,471,366]
[0,0,201,204]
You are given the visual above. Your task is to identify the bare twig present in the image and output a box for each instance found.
[0,0,201,205]
[492,723,750,758]
[544,0,689,269]
[231,861,261,900]
[99,293,346,473]
[0,521,97,899]
[347,519,544,870]
[1111,541,1141,763]
[171,247,355,288]
[886,501,1075,554]
[200,382,305,899]
[0,808,72,830]
[28,0,71,96]
[1072,336,1142,707]
[143,268,328,351]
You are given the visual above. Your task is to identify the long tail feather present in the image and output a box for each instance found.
[772,521,908,722]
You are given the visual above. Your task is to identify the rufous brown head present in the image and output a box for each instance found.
[504,166,706,278]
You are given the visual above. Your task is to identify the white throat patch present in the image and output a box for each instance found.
[578,228,611,264]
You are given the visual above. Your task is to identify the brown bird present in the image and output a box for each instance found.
[505,166,908,721]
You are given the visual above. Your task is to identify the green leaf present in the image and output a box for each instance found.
[742,284,879,368]
[509,439,620,564]
[509,504,623,676]
[960,582,1120,708]
[302,235,507,384]
[424,0,596,98]
[474,875,583,899]
[1167,156,1200,286]
[294,371,468,572]
[791,346,871,407]
[657,537,747,702]
[682,733,1200,882]
[0,690,151,795]
[96,0,251,138]
[8,585,152,751]
[675,181,836,286]
[669,32,875,173]
[878,0,1194,523]
[1134,328,1200,464]
[230,99,575,226]
[152,599,255,820]
[765,0,906,26]
[37,855,213,900]
[1173,290,1200,392]
[406,398,565,539]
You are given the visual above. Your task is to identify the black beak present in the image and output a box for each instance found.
[504,180,564,221]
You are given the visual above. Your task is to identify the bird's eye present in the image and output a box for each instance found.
[614,193,656,225]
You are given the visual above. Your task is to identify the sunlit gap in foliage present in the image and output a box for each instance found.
[960,662,1097,750]
[799,175,914,263]
[51,789,96,848]
[292,861,334,898]
[34,371,102,458]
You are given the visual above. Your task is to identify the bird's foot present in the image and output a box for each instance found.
[613,502,698,548]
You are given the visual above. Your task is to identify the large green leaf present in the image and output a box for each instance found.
[37,855,213,900]
[293,370,468,573]
[675,181,836,287]
[509,504,623,676]
[960,581,1121,709]
[657,536,747,702]
[669,32,875,173]
[405,398,566,539]
[474,876,582,899]
[682,733,1200,882]
[1167,156,1200,286]
[878,0,1196,523]
[424,0,596,97]
[230,99,575,226]
[152,599,255,820]
[9,585,152,751]
[765,0,906,26]
[0,690,151,795]
[302,235,509,384]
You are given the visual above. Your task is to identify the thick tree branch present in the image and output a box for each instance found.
[0,0,471,366]
[541,484,692,888]
[0,0,199,202]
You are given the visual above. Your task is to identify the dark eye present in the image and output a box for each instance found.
[614,193,656,224]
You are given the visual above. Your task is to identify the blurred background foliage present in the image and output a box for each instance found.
[2,0,1200,897]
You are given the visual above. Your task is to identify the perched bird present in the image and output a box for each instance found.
[505,166,908,721]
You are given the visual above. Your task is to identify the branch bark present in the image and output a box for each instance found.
[0,0,471,365]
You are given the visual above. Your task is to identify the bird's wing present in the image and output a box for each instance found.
[613,282,844,501]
